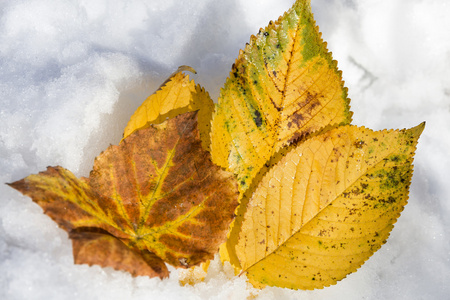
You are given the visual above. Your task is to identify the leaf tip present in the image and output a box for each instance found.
[176,65,197,75]
[411,121,426,137]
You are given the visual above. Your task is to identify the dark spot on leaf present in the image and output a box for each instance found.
[390,155,401,162]
[252,108,263,127]
[354,140,365,148]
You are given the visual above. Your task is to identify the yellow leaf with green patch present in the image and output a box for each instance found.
[123,66,214,151]
[234,123,424,290]
[210,0,351,192]
[8,111,239,277]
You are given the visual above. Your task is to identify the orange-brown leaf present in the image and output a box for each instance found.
[70,231,169,278]
[8,111,239,276]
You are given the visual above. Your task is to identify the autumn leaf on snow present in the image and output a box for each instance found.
[214,0,352,273]
[8,111,239,278]
[123,66,217,283]
[235,123,424,289]
[210,0,351,193]
[124,66,214,151]
[210,0,425,289]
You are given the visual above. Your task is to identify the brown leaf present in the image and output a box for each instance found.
[70,230,169,278]
[8,111,239,277]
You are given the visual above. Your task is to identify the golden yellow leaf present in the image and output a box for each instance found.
[210,0,351,192]
[234,123,424,289]
[8,111,239,277]
[123,66,214,151]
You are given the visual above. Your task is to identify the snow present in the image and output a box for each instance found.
[1,0,449,299]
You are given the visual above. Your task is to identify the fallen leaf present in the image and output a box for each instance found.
[70,230,169,278]
[6,0,425,291]
[210,0,351,192]
[8,111,239,277]
[216,0,352,274]
[235,123,424,289]
[123,66,214,151]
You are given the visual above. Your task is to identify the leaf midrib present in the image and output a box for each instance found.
[243,141,404,274]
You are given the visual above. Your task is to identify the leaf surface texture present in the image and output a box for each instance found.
[9,111,239,276]
[235,123,424,289]
[210,0,351,192]
[124,67,214,151]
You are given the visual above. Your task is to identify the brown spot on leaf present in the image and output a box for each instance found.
[354,140,365,149]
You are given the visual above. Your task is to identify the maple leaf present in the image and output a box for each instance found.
[8,111,239,277]
[123,67,217,282]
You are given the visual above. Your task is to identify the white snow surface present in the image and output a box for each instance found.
[1,0,449,299]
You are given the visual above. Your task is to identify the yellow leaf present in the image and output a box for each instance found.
[210,0,351,192]
[123,66,214,151]
[234,123,424,289]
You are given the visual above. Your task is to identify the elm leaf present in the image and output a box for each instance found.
[216,0,352,274]
[235,123,424,289]
[210,0,351,193]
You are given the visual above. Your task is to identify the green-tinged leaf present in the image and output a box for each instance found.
[211,0,351,192]
[234,123,424,289]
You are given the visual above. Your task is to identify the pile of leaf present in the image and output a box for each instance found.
[8,0,424,291]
